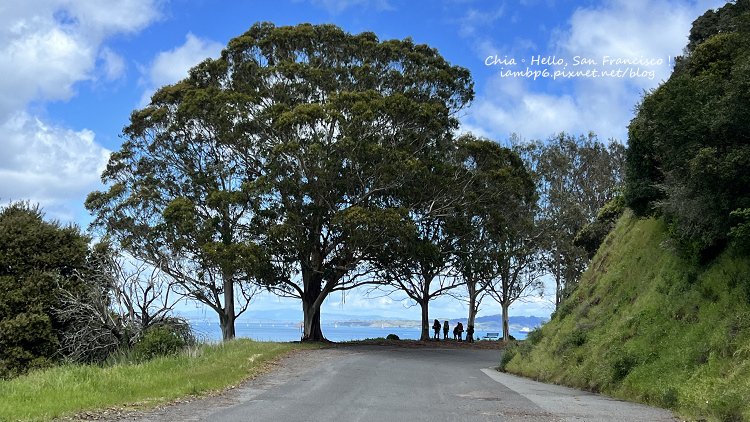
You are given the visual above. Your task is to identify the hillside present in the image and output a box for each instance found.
[504,211,750,421]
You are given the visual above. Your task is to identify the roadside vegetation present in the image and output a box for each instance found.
[0,339,317,421]
[504,213,750,421]
[505,3,750,421]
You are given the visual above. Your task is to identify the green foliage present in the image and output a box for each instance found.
[0,202,89,378]
[385,334,400,340]
[574,195,625,259]
[516,133,625,305]
[625,1,750,260]
[555,328,587,355]
[525,327,544,346]
[499,342,518,372]
[729,208,750,254]
[130,319,195,362]
[87,22,474,342]
[505,212,750,421]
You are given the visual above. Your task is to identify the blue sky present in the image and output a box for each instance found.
[0,0,724,321]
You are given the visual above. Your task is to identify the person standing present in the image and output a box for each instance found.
[456,322,464,341]
[432,319,441,340]
[442,320,449,340]
[466,325,475,343]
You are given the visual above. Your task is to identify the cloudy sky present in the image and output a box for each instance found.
[0,0,724,322]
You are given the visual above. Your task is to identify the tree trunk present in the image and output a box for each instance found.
[221,276,236,341]
[467,291,477,343]
[419,300,430,341]
[301,268,326,342]
[501,301,510,341]
[302,299,324,341]
[220,309,236,341]
[554,248,562,310]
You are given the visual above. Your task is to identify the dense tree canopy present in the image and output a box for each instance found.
[0,202,89,377]
[625,0,750,261]
[88,22,473,341]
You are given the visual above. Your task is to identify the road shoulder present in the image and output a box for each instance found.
[481,369,678,422]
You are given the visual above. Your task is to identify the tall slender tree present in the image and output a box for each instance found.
[86,66,275,340]
[449,135,536,334]
[515,133,624,308]
[373,157,465,341]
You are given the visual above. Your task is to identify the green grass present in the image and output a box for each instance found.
[0,339,320,421]
[505,211,750,422]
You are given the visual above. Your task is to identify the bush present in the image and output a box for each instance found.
[499,342,518,371]
[556,329,587,355]
[385,334,400,340]
[0,202,89,378]
[131,319,194,361]
[610,352,638,383]
[526,327,544,345]
[574,196,625,259]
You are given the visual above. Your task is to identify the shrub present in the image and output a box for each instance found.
[0,202,89,378]
[661,387,679,409]
[131,319,194,361]
[499,342,518,371]
[610,352,638,383]
[385,334,400,340]
[556,329,587,355]
[575,196,625,259]
[526,327,544,345]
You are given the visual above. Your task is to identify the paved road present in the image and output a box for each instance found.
[128,346,676,422]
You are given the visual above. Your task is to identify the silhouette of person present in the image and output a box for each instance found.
[432,319,441,339]
[452,325,459,340]
[442,320,449,340]
[466,324,475,343]
[456,322,464,341]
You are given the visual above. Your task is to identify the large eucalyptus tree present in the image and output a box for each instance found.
[88,22,473,341]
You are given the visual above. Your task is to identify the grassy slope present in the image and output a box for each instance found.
[0,340,318,421]
[506,211,750,421]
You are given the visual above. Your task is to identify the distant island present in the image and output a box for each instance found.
[318,315,548,333]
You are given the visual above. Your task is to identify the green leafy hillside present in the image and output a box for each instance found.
[505,212,750,421]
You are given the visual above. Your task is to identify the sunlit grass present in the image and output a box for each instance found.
[0,339,320,421]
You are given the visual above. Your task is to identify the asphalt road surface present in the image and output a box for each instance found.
[126,346,676,422]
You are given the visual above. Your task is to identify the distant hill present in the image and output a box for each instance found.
[326,315,547,332]
[505,212,750,421]
[179,306,547,329]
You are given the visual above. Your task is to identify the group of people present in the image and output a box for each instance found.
[432,319,475,342]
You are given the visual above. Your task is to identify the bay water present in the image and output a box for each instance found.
[191,320,528,342]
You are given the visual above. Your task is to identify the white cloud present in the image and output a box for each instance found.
[99,47,126,81]
[0,1,161,222]
[0,24,92,121]
[0,112,110,220]
[462,0,724,142]
[0,0,161,120]
[456,6,506,37]
[139,33,223,106]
